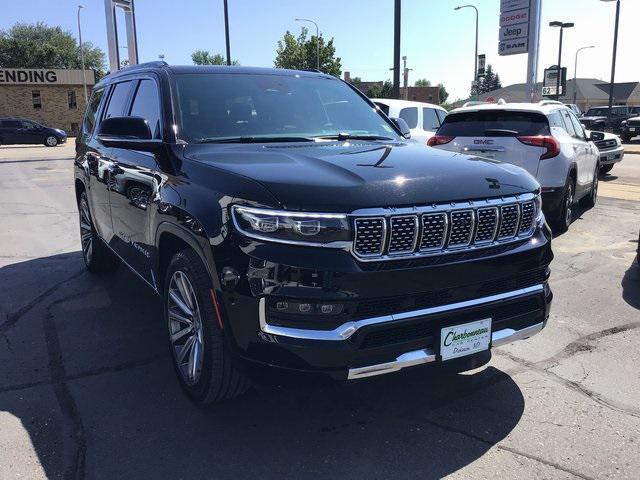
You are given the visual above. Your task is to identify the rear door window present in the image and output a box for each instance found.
[568,113,586,140]
[104,81,133,119]
[437,110,550,136]
[82,88,105,135]
[399,107,418,129]
[560,110,577,137]
[422,107,440,132]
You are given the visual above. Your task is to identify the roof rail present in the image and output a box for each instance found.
[117,61,169,73]
[538,100,563,106]
[462,101,487,107]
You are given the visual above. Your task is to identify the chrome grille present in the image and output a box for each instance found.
[351,194,539,261]
[388,216,418,254]
[419,213,447,250]
[448,210,474,247]
[519,201,535,235]
[354,218,385,256]
[498,204,520,239]
[475,207,498,243]
[595,139,617,150]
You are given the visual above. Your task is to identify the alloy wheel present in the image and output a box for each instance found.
[168,271,204,386]
[565,184,574,227]
[46,136,57,146]
[79,199,93,264]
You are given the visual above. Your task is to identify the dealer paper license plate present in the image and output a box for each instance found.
[440,318,491,361]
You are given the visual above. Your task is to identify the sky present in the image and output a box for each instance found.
[1,0,638,101]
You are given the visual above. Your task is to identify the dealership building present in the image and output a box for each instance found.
[0,68,95,136]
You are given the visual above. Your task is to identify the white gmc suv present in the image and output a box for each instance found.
[428,101,602,233]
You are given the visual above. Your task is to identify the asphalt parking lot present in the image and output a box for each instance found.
[1,141,639,480]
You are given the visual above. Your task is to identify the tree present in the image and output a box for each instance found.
[351,76,362,84]
[366,80,394,99]
[438,83,449,103]
[274,27,341,77]
[476,64,502,95]
[414,78,431,87]
[0,22,105,76]
[191,49,239,66]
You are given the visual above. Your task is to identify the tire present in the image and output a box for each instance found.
[164,248,250,404]
[44,135,58,147]
[550,179,574,234]
[621,135,632,143]
[580,167,598,208]
[78,192,119,274]
[600,164,614,174]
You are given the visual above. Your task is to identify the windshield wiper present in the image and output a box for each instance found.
[197,136,316,144]
[314,133,394,141]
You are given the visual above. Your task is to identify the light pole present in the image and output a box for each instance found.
[601,0,621,125]
[294,18,320,71]
[455,5,478,100]
[549,21,574,101]
[223,0,231,66]
[573,45,594,105]
[77,5,88,105]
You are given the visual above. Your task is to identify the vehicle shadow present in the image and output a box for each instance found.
[598,173,619,182]
[0,252,526,480]
[622,258,639,311]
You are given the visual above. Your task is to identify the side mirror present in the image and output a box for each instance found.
[589,131,605,142]
[390,117,411,139]
[97,116,161,152]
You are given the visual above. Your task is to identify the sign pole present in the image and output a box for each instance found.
[525,0,541,102]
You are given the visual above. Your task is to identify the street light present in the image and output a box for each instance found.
[294,18,320,70]
[601,0,621,125]
[454,5,479,100]
[549,21,574,101]
[573,45,595,105]
[77,5,88,105]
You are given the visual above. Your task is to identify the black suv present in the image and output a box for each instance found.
[580,105,639,133]
[0,118,67,147]
[75,62,553,404]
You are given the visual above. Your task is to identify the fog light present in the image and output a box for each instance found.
[320,304,334,314]
[276,301,288,311]
[298,303,312,313]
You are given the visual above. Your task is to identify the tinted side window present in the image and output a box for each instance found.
[399,107,418,129]
[560,110,577,137]
[374,102,390,116]
[104,81,133,119]
[129,79,162,139]
[2,120,21,128]
[422,108,440,131]
[568,113,585,140]
[83,88,105,134]
[436,109,447,124]
[548,111,565,130]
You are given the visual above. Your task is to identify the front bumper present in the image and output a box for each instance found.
[218,224,553,381]
[598,146,624,165]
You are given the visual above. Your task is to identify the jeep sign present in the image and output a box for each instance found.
[500,23,528,41]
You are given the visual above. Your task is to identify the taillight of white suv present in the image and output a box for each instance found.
[516,135,561,160]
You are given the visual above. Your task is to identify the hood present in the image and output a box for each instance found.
[581,115,607,122]
[184,141,539,211]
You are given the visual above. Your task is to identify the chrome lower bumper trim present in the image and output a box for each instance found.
[347,321,545,380]
[258,284,545,341]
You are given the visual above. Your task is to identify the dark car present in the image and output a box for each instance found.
[0,118,67,147]
[620,107,640,143]
[74,62,553,404]
[580,105,639,133]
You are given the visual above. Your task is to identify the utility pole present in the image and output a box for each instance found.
[392,0,401,99]
[601,0,621,126]
[223,0,231,65]
[549,21,574,101]
[573,46,594,105]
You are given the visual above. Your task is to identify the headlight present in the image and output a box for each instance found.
[231,206,350,246]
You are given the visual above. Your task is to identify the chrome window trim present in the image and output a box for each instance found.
[388,215,419,255]
[258,284,545,342]
[474,206,499,244]
[354,217,387,257]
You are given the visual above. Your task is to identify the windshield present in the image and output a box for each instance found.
[174,73,399,143]
[586,108,607,116]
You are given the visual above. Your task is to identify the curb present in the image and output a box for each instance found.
[623,146,640,155]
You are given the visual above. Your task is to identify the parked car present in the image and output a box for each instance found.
[580,105,639,133]
[564,104,583,116]
[428,101,601,233]
[0,118,67,147]
[620,114,640,143]
[371,99,447,143]
[75,62,553,404]
[587,130,624,174]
